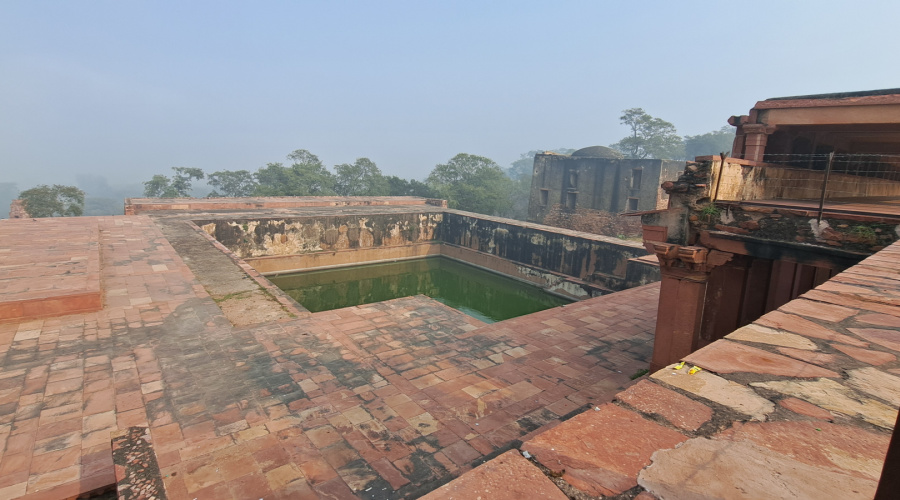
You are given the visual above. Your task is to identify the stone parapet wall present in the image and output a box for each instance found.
[124,195,443,215]
[441,211,654,291]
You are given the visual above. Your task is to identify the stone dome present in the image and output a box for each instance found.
[570,146,624,159]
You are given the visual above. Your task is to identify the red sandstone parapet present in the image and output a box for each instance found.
[124,196,446,215]
[0,218,102,321]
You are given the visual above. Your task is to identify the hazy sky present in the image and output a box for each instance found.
[2,1,899,192]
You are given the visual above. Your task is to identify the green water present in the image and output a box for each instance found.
[268,257,571,323]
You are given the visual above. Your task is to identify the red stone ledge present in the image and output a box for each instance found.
[0,218,102,322]
[0,291,103,323]
[124,196,445,215]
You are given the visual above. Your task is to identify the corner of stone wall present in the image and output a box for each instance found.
[9,199,29,218]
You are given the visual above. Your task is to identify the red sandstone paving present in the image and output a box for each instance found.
[716,421,890,481]
[0,215,661,499]
[616,379,712,431]
[419,449,567,500]
[522,403,687,497]
[778,397,834,421]
[684,340,840,378]
[832,343,897,365]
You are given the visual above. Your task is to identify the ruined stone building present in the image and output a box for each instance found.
[527,146,684,223]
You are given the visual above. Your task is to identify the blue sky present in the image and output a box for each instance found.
[2,1,899,192]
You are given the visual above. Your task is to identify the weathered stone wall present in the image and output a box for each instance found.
[9,199,28,219]
[199,210,659,297]
[440,212,653,291]
[701,204,900,254]
[710,157,900,202]
[197,212,443,259]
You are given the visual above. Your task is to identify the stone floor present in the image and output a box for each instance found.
[433,240,900,499]
[0,215,659,499]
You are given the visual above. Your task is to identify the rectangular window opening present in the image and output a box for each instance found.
[631,168,643,189]
[627,197,639,211]
[566,191,577,209]
[540,189,549,206]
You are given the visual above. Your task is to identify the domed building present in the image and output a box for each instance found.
[527,146,684,223]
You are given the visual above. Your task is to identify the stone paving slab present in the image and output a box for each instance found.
[522,403,687,496]
[638,437,877,500]
[0,214,661,499]
[418,449,567,500]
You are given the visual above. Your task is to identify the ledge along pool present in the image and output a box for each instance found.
[268,256,572,323]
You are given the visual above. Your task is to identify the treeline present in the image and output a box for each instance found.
[609,108,735,160]
[142,150,532,219]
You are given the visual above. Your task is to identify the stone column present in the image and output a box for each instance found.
[740,124,776,162]
[647,243,733,372]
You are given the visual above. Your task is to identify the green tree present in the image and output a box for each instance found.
[254,149,336,196]
[143,167,205,197]
[610,108,684,159]
[19,184,85,217]
[684,126,736,159]
[333,158,390,196]
[427,153,514,215]
[207,170,257,197]
[385,176,437,198]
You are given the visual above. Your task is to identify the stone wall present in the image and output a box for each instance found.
[708,157,900,202]
[198,210,659,299]
[440,211,654,292]
[197,212,443,259]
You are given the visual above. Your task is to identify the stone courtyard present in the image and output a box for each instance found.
[0,212,658,499]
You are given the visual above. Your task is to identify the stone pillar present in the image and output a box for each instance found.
[646,242,733,372]
[740,124,776,162]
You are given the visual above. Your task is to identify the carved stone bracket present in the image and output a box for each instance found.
[645,241,733,273]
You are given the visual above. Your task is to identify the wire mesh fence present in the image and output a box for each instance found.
[720,153,900,202]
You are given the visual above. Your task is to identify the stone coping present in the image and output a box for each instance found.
[124,196,445,215]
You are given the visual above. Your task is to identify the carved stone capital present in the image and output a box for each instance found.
[646,241,734,274]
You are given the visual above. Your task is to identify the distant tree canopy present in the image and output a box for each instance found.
[207,170,257,197]
[334,158,389,196]
[609,108,737,161]
[610,108,684,160]
[143,167,205,197]
[427,153,513,215]
[385,176,437,198]
[684,126,736,159]
[254,150,336,196]
[19,184,85,217]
